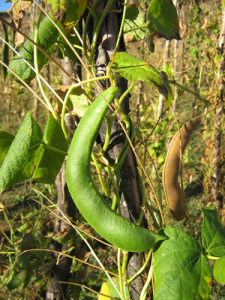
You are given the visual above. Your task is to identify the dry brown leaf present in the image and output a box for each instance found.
[9,0,33,47]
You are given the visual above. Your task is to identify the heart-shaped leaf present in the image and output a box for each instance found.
[146,0,180,51]
[154,227,212,300]
[147,0,180,40]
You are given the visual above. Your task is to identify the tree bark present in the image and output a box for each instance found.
[93,1,145,298]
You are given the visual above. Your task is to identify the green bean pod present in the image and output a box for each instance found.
[66,87,166,252]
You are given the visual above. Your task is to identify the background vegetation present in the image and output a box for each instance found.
[0,0,225,299]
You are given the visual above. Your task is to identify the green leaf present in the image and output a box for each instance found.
[9,15,59,83]
[0,131,14,166]
[146,0,180,52]
[213,256,225,284]
[1,22,9,80]
[202,207,225,257]
[154,228,212,300]
[33,116,67,184]
[112,52,172,103]
[123,4,145,42]
[0,113,42,192]
[147,0,180,39]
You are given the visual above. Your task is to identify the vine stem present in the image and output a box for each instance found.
[207,255,220,260]
[41,143,67,156]
[127,249,152,284]
[89,0,115,63]
[34,28,58,119]
[108,0,128,71]
[117,249,126,300]
[123,23,148,33]
[119,82,135,105]
[105,163,121,214]
[139,252,154,300]
[168,80,208,104]
[91,153,110,197]
[83,0,100,55]
[102,115,114,154]
[2,209,15,243]
[73,26,83,46]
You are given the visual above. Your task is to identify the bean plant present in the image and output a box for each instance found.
[0,0,225,299]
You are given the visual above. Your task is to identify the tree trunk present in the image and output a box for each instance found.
[93,1,145,298]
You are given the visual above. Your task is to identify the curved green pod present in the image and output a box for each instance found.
[66,87,166,252]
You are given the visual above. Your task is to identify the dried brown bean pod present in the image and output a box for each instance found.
[162,114,204,221]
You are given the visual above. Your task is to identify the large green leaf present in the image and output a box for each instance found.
[202,207,225,257]
[112,52,172,103]
[123,4,145,42]
[33,115,67,184]
[0,131,14,166]
[0,113,42,192]
[146,0,180,52]
[154,228,212,300]
[9,15,59,83]
[213,255,225,284]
